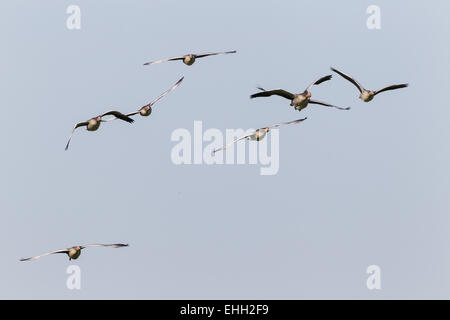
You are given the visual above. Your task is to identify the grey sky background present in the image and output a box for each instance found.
[1,0,449,299]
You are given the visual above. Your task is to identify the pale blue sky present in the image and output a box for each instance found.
[1,0,449,299]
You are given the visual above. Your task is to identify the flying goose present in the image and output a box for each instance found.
[110,77,184,119]
[143,50,236,66]
[65,111,134,150]
[330,67,409,102]
[250,75,349,112]
[20,243,129,261]
[213,117,307,154]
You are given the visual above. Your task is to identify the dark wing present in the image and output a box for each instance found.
[20,249,69,262]
[147,76,184,108]
[330,67,364,93]
[267,117,308,129]
[101,111,134,123]
[65,122,88,151]
[194,50,236,59]
[213,134,250,154]
[250,89,295,100]
[374,83,408,96]
[80,243,129,249]
[305,75,332,92]
[309,99,350,111]
[143,56,185,66]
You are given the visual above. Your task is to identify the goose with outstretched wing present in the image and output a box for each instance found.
[213,118,307,154]
[20,243,129,261]
[330,67,408,102]
[107,77,184,120]
[65,111,134,150]
[250,75,349,112]
[143,50,236,66]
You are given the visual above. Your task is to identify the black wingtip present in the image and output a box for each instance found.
[315,74,332,85]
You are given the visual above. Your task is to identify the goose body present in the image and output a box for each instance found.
[68,247,82,260]
[139,107,152,117]
[183,54,196,66]
[248,129,268,141]
[360,90,375,102]
[291,92,311,110]
[87,118,102,131]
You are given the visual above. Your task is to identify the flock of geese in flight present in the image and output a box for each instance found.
[23,50,408,261]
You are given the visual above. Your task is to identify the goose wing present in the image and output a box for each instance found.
[309,99,350,110]
[194,50,236,59]
[143,56,185,66]
[330,67,364,93]
[147,76,184,108]
[305,75,332,92]
[65,121,88,151]
[80,243,129,249]
[374,83,408,96]
[267,117,308,129]
[250,88,295,100]
[20,249,69,261]
[213,134,250,154]
[101,111,134,123]
[103,111,140,118]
